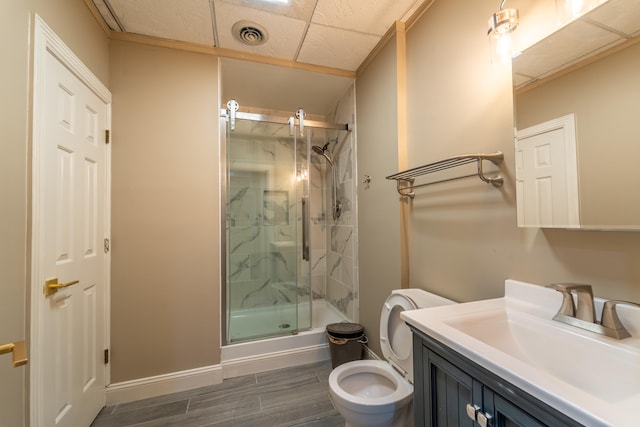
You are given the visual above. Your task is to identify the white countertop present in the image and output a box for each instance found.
[401,279,640,427]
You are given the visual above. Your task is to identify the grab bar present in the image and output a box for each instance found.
[302,196,310,261]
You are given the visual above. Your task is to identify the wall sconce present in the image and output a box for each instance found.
[488,0,520,64]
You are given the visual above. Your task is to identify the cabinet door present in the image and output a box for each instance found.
[412,330,583,427]
[486,389,548,427]
[426,349,476,427]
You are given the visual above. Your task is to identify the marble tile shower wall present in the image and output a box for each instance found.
[325,86,358,322]
[309,140,327,301]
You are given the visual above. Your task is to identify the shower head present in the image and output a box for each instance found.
[312,144,334,166]
[311,142,341,220]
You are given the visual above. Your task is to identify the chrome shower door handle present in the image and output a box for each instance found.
[302,196,309,261]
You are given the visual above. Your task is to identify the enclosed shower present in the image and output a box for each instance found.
[221,100,352,346]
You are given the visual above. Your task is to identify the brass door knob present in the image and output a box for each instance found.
[0,341,28,367]
[44,278,79,297]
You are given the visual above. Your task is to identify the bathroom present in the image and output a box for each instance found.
[2,0,640,425]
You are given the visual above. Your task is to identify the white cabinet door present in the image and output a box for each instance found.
[515,114,580,228]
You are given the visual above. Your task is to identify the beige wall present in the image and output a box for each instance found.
[355,0,640,355]
[404,0,516,302]
[355,36,402,356]
[0,0,108,424]
[0,3,30,423]
[402,0,640,303]
[109,40,220,382]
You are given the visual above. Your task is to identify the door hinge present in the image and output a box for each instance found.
[104,238,110,254]
[104,349,109,364]
[105,129,110,144]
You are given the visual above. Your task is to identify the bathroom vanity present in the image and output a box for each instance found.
[401,280,640,427]
[410,328,580,426]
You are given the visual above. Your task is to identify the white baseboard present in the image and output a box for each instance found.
[106,364,223,405]
[222,344,330,379]
[106,344,330,405]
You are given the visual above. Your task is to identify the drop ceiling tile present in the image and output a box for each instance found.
[514,19,623,79]
[585,0,640,36]
[109,0,214,45]
[297,24,381,71]
[214,0,316,22]
[312,0,418,35]
[215,2,307,58]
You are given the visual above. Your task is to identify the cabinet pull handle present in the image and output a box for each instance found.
[477,411,493,427]
[465,404,479,421]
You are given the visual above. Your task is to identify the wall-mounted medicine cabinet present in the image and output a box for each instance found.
[513,0,640,230]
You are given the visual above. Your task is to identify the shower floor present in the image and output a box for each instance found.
[227,300,345,343]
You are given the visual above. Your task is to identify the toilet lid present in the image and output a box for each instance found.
[379,292,417,382]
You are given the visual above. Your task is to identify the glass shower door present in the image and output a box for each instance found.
[225,117,311,343]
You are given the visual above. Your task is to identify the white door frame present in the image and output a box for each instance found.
[30,14,111,425]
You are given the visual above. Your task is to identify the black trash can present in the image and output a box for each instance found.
[326,322,366,368]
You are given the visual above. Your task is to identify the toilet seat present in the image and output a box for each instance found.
[328,360,413,413]
[380,291,417,382]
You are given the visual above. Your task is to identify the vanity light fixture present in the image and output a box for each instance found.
[556,0,607,24]
[487,0,520,64]
[488,0,519,38]
[563,0,587,18]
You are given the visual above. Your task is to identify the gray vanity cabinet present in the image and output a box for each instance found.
[411,327,583,427]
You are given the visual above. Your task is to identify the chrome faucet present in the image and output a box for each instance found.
[548,283,639,339]
[548,283,596,322]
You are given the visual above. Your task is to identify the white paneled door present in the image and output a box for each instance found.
[515,114,580,228]
[34,18,110,426]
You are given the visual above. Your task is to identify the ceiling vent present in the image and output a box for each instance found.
[232,20,269,46]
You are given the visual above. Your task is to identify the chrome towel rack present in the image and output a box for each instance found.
[386,151,504,198]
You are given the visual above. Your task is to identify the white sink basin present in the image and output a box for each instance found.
[444,308,640,403]
[401,279,640,427]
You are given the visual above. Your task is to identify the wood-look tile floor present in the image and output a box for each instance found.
[91,361,345,427]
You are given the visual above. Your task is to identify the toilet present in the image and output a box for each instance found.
[328,288,455,427]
